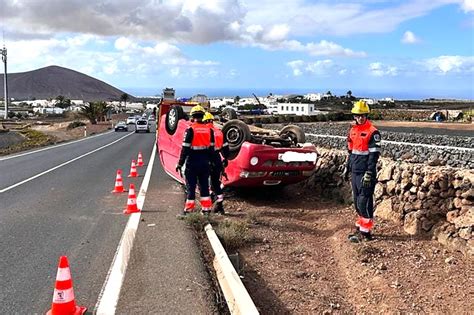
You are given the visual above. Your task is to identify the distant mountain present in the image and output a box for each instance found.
[0,65,134,102]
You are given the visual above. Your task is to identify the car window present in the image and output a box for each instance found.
[136,120,147,125]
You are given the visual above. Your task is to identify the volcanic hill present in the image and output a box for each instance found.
[0,65,133,101]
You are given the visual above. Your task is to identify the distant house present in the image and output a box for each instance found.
[277,103,321,116]
[33,107,65,115]
[361,98,378,105]
[305,93,322,101]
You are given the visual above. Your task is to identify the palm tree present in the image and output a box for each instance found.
[120,93,129,112]
[80,101,111,124]
[55,95,71,109]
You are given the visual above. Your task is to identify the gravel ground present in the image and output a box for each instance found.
[0,132,25,150]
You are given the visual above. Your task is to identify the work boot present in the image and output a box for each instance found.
[348,229,361,243]
[212,202,225,215]
[360,231,373,241]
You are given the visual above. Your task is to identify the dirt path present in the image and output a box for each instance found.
[215,186,473,314]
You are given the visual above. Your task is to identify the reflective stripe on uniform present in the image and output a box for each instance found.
[352,150,369,155]
[369,147,380,152]
[182,143,191,147]
[191,146,209,150]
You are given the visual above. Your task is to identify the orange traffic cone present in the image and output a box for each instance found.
[123,183,140,214]
[46,256,87,315]
[137,152,144,167]
[111,169,126,193]
[128,160,138,177]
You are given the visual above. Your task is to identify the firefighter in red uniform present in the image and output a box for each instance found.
[203,112,230,214]
[176,105,214,215]
[344,100,381,242]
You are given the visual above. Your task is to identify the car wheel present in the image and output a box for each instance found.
[220,108,238,122]
[279,125,306,144]
[222,119,251,154]
[165,105,185,135]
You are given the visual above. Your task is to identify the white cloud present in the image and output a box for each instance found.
[286,59,346,76]
[4,0,463,53]
[369,62,398,76]
[422,55,474,74]
[170,67,181,77]
[401,31,420,44]
[461,0,474,12]
[252,39,366,57]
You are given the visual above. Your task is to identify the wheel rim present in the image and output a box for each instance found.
[168,109,177,128]
[226,126,242,146]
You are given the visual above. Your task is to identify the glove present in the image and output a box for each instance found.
[222,159,228,168]
[175,164,183,176]
[342,166,350,181]
[362,171,372,188]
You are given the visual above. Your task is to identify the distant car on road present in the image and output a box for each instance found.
[126,116,136,124]
[135,119,150,133]
[148,114,156,121]
[114,121,128,132]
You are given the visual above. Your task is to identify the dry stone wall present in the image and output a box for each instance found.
[306,147,474,256]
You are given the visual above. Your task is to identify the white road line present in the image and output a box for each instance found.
[95,143,156,315]
[0,133,134,193]
[0,130,114,161]
[305,133,474,152]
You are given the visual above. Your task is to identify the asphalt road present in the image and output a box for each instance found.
[0,125,156,313]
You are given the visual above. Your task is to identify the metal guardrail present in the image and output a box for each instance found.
[205,224,259,315]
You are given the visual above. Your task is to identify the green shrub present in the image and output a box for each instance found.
[67,121,86,130]
[293,116,302,122]
[215,220,250,251]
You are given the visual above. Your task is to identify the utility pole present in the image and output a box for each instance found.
[1,45,7,119]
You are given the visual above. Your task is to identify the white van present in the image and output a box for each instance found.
[135,119,150,133]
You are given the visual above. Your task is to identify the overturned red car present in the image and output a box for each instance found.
[156,99,318,187]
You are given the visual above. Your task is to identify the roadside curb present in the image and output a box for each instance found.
[204,224,259,315]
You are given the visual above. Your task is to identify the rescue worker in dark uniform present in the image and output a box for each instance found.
[176,105,214,215]
[343,100,381,242]
[203,112,230,214]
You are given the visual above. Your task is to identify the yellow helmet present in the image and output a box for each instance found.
[203,112,214,122]
[190,105,205,117]
[351,100,370,114]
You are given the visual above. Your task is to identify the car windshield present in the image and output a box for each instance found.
[136,120,147,125]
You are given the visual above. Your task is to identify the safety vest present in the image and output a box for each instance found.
[190,122,212,150]
[347,120,378,155]
[210,126,224,150]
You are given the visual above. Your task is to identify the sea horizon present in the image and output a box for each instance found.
[123,87,474,101]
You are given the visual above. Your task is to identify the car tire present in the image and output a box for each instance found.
[221,108,238,121]
[222,119,251,154]
[165,105,185,135]
[279,125,306,144]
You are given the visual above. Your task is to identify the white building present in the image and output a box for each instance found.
[32,107,65,115]
[277,103,321,116]
[361,98,378,105]
[305,93,322,101]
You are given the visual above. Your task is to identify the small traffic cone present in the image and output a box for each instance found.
[46,256,87,315]
[137,152,144,167]
[123,183,140,214]
[128,160,138,177]
[111,169,126,193]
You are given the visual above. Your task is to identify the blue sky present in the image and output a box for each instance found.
[1,0,473,99]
